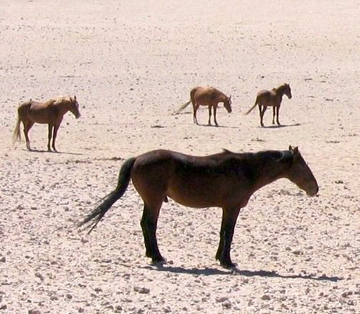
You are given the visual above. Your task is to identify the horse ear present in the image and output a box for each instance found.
[74,95,77,101]
[69,96,73,102]
[289,146,299,154]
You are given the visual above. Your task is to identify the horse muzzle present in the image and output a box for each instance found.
[306,185,319,197]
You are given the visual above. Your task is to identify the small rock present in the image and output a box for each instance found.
[222,301,231,309]
[35,272,44,281]
[133,286,150,294]
[261,295,271,300]
[341,291,353,298]
[215,296,228,303]
[0,257,5,263]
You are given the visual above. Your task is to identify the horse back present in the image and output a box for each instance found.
[18,99,57,123]
[256,89,278,106]
[131,149,252,208]
[192,87,223,105]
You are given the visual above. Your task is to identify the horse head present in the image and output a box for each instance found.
[224,95,232,113]
[69,95,81,119]
[283,83,292,99]
[282,146,318,196]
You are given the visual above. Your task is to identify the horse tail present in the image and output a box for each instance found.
[78,157,137,233]
[177,100,191,114]
[12,112,22,144]
[244,98,258,115]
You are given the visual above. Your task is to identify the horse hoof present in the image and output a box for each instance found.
[220,260,236,269]
[151,257,166,265]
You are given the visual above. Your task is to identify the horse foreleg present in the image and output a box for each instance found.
[217,207,240,268]
[213,105,218,126]
[276,106,280,125]
[272,107,276,124]
[52,124,60,152]
[140,203,164,263]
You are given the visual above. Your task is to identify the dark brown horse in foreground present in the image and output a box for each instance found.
[13,96,81,151]
[79,146,318,269]
[178,86,232,126]
[245,83,292,127]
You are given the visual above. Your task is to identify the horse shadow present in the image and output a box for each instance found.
[198,123,241,129]
[261,123,301,129]
[24,148,84,156]
[145,264,342,282]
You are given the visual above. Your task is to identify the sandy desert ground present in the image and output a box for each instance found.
[0,0,359,313]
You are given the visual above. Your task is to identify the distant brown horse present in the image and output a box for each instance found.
[79,146,318,269]
[13,96,81,151]
[245,83,292,127]
[178,87,232,126]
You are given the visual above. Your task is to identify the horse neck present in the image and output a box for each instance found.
[275,85,287,98]
[218,92,227,102]
[250,153,290,192]
[57,101,72,115]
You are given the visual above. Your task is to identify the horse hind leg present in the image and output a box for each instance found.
[23,121,34,150]
[47,124,54,151]
[52,124,60,152]
[140,202,165,263]
[213,105,218,126]
[259,105,267,127]
[208,105,212,125]
[193,103,199,125]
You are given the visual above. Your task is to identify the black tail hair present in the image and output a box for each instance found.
[78,157,136,233]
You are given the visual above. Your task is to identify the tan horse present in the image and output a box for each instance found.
[13,96,81,152]
[79,146,318,269]
[245,83,292,127]
[178,87,232,126]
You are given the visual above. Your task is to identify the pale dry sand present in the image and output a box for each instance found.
[0,0,359,313]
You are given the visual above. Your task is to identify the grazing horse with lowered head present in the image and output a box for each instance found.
[79,146,318,269]
[178,86,232,126]
[245,83,292,127]
[13,96,81,152]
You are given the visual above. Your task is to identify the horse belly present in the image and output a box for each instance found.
[166,177,223,208]
[28,107,53,124]
[257,91,276,106]
[194,89,217,106]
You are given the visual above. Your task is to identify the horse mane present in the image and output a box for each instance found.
[45,99,57,106]
[277,83,289,92]
[220,148,293,164]
[53,96,72,105]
